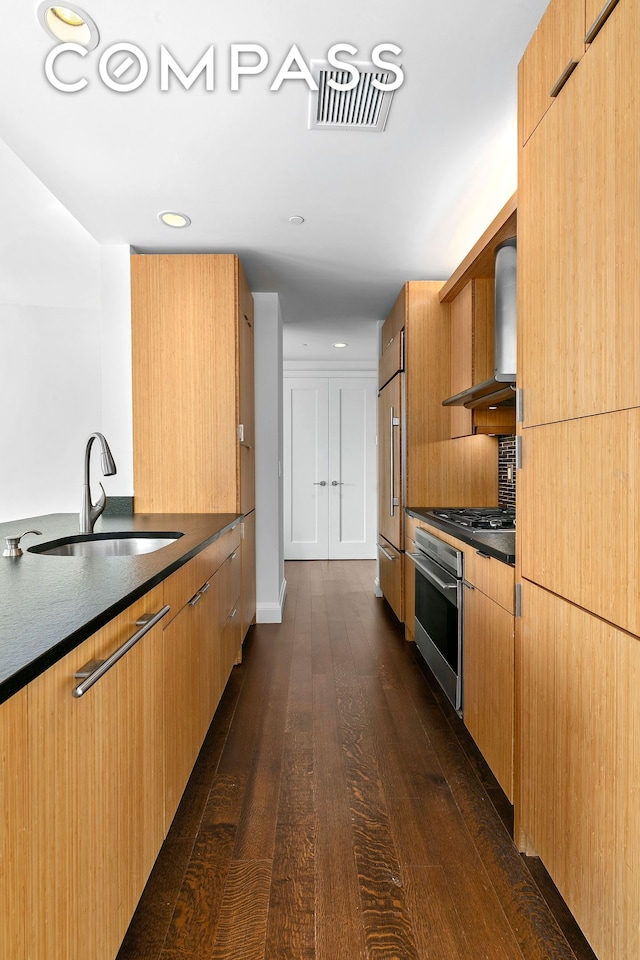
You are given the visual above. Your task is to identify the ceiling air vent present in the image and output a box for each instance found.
[308,61,396,132]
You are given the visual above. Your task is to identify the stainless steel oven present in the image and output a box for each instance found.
[410,527,464,714]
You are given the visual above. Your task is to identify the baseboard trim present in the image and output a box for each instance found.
[256,578,288,623]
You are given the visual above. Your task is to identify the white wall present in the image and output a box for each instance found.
[253,292,285,622]
[0,138,104,523]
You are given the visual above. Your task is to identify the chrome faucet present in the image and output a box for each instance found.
[80,433,117,534]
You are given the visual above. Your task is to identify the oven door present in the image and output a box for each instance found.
[411,550,463,714]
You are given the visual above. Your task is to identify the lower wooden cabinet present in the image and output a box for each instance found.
[0,689,28,960]
[517,581,640,960]
[463,550,515,800]
[27,586,166,960]
[378,535,403,621]
[1,521,254,960]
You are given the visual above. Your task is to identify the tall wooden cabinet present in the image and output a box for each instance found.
[377,282,498,625]
[131,253,256,637]
[516,1,639,957]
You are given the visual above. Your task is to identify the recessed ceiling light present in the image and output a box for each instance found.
[333,342,348,348]
[159,211,191,228]
[289,216,305,225]
[37,3,100,50]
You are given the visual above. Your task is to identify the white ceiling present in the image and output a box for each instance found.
[0,0,548,361]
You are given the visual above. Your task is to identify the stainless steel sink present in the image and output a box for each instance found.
[28,532,184,557]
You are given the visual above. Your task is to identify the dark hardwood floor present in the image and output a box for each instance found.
[117,560,597,960]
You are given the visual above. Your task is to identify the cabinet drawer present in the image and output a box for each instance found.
[465,549,514,613]
[163,558,197,625]
[195,522,241,586]
[378,537,403,621]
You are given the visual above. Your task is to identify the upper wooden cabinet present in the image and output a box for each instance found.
[378,288,405,388]
[131,254,255,514]
[518,0,638,427]
[518,0,585,146]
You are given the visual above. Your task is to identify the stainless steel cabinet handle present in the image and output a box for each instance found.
[229,550,238,561]
[463,581,476,591]
[313,481,327,486]
[550,59,579,97]
[331,480,344,486]
[389,407,400,517]
[189,592,203,606]
[72,605,170,698]
[585,0,620,43]
[198,581,211,595]
[229,606,238,619]
[378,542,395,561]
[476,551,491,559]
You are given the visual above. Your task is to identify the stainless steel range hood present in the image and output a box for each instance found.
[443,237,517,409]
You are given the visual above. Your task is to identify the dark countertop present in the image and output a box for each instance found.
[406,507,515,565]
[0,511,241,705]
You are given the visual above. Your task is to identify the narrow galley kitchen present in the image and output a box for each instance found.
[118,560,596,960]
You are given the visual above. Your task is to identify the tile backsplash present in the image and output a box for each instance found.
[498,436,516,510]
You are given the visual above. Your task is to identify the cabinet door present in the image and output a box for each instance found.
[518,0,584,146]
[519,0,639,426]
[131,254,240,513]
[0,689,28,960]
[463,585,514,800]
[517,581,640,960]
[241,508,256,640]
[379,286,405,388]
[27,588,166,960]
[377,374,402,550]
[377,535,403,621]
[164,591,210,826]
[519,411,640,636]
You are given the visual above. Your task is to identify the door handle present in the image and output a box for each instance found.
[389,407,400,517]
[313,481,327,486]
[331,480,344,486]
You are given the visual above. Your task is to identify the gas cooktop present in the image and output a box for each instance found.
[428,507,516,531]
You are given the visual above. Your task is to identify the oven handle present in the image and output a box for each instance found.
[409,551,457,591]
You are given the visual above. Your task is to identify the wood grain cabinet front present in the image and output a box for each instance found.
[0,689,28,960]
[26,586,167,960]
[463,554,515,801]
[378,535,403,622]
[518,0,637,427]
[131,253,255,515]
[518,0,585,146]
[517,581,640,960]
[449,279,514,438]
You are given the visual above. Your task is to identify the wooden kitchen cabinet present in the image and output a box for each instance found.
[517,581,640,960]
[164,525,242,825]
[377,281,498,622]
[449,279,513,438]
[463,553,515,800]
[0,689,28,960]
[518,0,639,427]
[517,0,585,146]
[378,286,405,388]
[518,411,640,636]
[27,586,166,960]
[131,254,255,515]
[377,535,403,622]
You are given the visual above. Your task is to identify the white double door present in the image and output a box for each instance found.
[284,376,377,560]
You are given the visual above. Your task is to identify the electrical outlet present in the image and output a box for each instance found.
[507,466,514,482]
